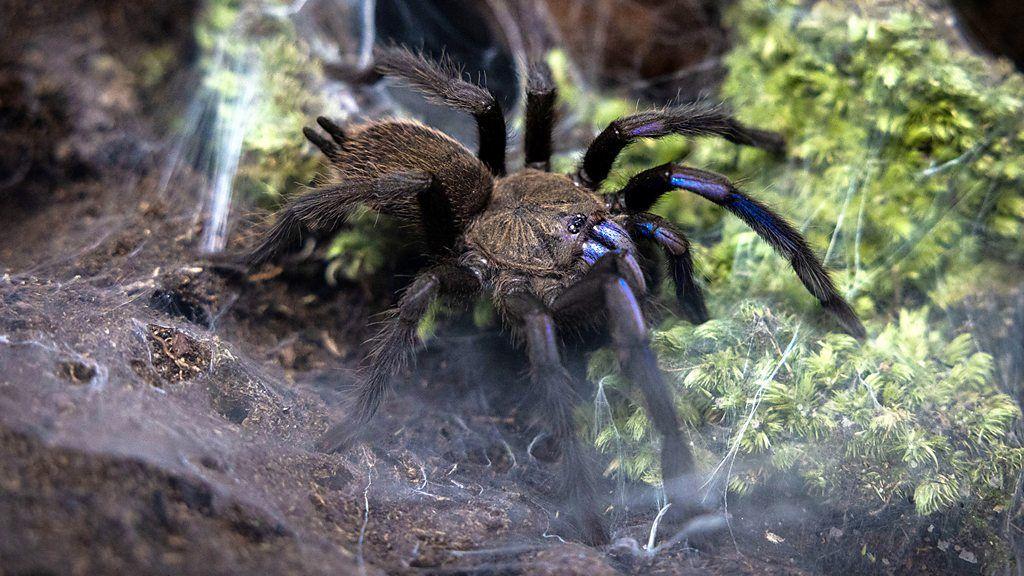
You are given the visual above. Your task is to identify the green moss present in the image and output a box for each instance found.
[680,1,1024,309]
[323,207,408,283]
[578,0,1024,528]
[605,307,1020,513]
[135,45,179,92]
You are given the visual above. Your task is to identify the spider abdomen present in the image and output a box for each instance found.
[328,120,493,228]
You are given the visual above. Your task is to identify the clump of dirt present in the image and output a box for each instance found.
[142,324,211,384]
[57,358,98,384]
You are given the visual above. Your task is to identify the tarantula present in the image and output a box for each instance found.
[248,48,865,544]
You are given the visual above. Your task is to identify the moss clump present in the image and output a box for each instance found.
[672,1,1024,311]
[580,0,1024,532]
[322,207,411,285]
[232,33,324,206]
[590,306,1021,515]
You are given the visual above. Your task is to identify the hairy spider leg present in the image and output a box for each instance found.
[302,126,341,160]
[316,116,347,146]
[618,163,866,339]
[506,293,609,546]
[630,214,710,324]
[632,229,667,298]
[248,171,435,267]
[577,103,786,189]
[318,263,481,452]
[553,252,696,490]
[376,47,508,176]
[523,60,557,171]
[415,175,461,254]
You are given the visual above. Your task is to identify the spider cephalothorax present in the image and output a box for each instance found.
[464,169,643,305]
[249,47,865,545]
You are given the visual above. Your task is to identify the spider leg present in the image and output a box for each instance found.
[505,293,609,546]
[618,163,866,338]
[416,177,461,254]
[302,126,341,160]
[315,116,347,146]
[630,214,710,324]
[553,252,695,487]
[247,172,437,267]
[524,60,556,171]
[633,232,665,297]
[318,263,481,452]
[577,102,785,189]
[376,47,507,176]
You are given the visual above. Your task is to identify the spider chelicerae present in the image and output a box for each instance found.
[248,48,865,544]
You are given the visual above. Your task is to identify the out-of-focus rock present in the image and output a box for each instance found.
[949,0,1024,71]
[0,0,199,207]
[540,0,730,101]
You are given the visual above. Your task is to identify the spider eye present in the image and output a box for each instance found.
[567,213,587,234]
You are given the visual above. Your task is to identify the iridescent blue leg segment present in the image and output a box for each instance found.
[552,258,695,487]
[618,163,866,339]
[581,239,609,266]
[632,215,709,324]
[581,220,647,295]
[589,220,632,250]
[576,103,786,188]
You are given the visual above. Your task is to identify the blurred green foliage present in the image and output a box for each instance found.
[195,1,324,207]
[579,0,1024,524]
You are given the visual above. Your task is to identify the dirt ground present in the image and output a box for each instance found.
[0,1,1001,574]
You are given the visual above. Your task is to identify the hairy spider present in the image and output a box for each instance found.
[248,48,865,544]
